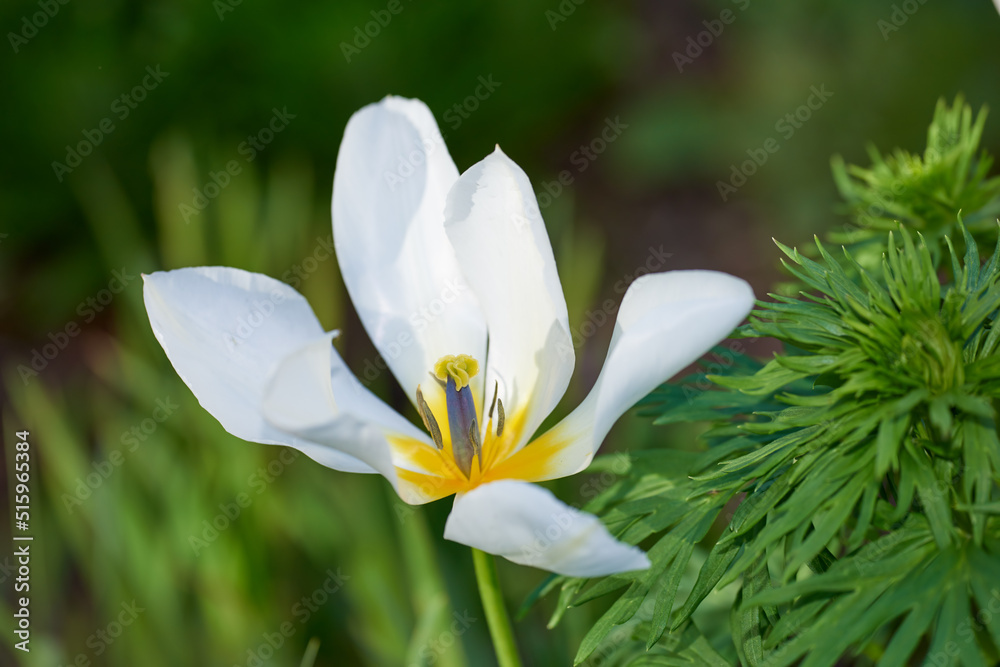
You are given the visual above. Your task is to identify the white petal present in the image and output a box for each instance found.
[443,480,649,577]
[333,96,487,415]
[521,271,755,480]
[143,267,374,473]
[443,147,573,453]
[262,333,452,505]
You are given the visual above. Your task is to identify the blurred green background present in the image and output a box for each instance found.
[2,1,999,665]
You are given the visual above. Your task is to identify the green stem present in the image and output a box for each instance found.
[471,549,523,667]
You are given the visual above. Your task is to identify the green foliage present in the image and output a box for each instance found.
[830,97,1000,264]
[0,151,478,667]
[7,3,1000,665]
[542,103,1000,666]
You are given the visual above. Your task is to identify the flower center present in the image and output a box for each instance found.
[433,354,479,389]
[414,354,505,479]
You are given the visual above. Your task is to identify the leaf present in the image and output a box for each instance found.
[298,638,321,667]
[908,450,956,548]
[723,470,792,541]
[745,525,936,607]
[648,621,734,667]
[763,599,827,650]
[970,549,1000,652]
[546,578,587,629]
[878,601,939,667]
[517,574,560,621]
[671,536,742,630]
[710,358,809,396]
[574,593,640,664]
[563,95,1000,667]
[876,411,911,476]
[737,554,771,666]
[644,508,719,647]
[782,474,868,578]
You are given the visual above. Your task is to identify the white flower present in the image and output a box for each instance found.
[143,96,754,577]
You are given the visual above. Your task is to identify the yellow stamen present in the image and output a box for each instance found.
[433,354,479,390]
